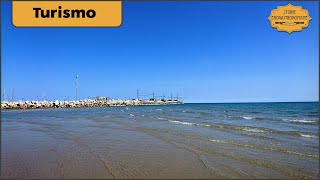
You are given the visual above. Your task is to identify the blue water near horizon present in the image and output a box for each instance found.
[1,102,319,178]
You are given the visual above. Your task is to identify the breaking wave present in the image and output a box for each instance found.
[242,127,266,133]
[168,120,194,126]
[243,116,254,120]
[283,119,318,125]
[224,115,263,120]
[161,118,268,134]
[157,117,318,138]
[299,133,319,139]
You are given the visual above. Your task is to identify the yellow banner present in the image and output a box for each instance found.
[12,1,122,27]
[268,4,311,34]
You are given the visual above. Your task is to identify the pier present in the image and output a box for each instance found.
[1,98,183,110]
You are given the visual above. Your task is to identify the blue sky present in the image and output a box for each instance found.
[1,2,319,103]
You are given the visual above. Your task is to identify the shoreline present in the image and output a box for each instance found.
[1,98,183,110]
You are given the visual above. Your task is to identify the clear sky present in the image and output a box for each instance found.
[1,1,319,103]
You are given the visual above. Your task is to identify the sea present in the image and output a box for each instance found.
[1,102,319,178]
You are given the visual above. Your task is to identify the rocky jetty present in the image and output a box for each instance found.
[1,98,183,110]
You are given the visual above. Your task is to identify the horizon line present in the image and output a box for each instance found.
[184,101,319,104]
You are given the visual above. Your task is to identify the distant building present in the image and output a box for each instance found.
[95,96,107,102]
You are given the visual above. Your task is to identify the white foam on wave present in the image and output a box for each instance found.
[168,120,194,126]
[200,124,211,127]
[288,119,317,124]
[163,117,266,134]
[156,109,162,111]
[224,115,260,120]
[159,117,197,125]
[182,110,186,113]
[299,134,319,139]
[167,120,214,128]
[243,116,254,120]
[210,139,227,143]
[129,114,134,117]
[242,127,266,133]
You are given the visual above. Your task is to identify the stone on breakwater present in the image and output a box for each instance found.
[1,98,182,110]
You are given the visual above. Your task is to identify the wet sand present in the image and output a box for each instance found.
[2,114,219,178]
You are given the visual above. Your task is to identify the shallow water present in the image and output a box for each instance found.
[1,102,319,178]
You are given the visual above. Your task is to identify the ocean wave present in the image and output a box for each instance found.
[224,115,235,118]
[307,114,318,117]
[284,119,318,124]
[156,109,162,111]
[168,120,194,126]
[129,114,134,117]
[152,123,315,158]
[210,139,227,143]
[158,117,318,138]
[242,116,263,120]
[243,116,254,120]
[242,127,266,133]
[224,115,263,120]
[299,133,319,139]
[164,118,267,134]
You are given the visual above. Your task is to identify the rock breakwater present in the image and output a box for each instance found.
[1,98,183,110]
